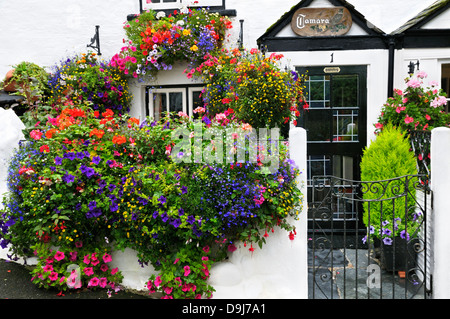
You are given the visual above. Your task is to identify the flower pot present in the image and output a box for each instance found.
[380,236,418,273]
[3,69,17,92]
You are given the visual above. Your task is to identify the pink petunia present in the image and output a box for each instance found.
[100,264,109,272]
[83,254,90,265]
[83,267,94,276]
[88,277,99,287]
[102,253,112,263]
[43,264,53,273]
[54,251,65,261]
[99,277,108,288]
[183,265,191,277]
[49,271,58,281]
[154,276,162,287]
[111,267,118,275]
[404,116,414,124]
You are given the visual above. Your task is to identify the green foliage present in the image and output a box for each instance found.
[360,124,419,244]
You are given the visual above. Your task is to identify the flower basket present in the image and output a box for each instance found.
[3,69,17,92]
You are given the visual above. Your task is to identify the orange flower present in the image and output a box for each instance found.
[128,117,140,126]
[112,135,126,145]
[45,128,59,139]
[89,128,105,139]
[102,109,114,118]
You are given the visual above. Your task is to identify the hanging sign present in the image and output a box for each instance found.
[291,7,352,36]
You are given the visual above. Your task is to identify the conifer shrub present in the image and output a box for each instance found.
[360,124,420,245]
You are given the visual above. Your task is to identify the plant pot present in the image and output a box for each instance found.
[3,69,17,92]
[381,236,418,273]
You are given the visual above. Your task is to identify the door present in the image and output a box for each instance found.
[296,65,367,231]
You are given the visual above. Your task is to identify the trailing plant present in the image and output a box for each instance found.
[111,8,232,79]
[186,48,306,132]
[360,124,420,246]
[47,52,132,116]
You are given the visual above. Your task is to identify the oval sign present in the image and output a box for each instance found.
[291,7,352,37]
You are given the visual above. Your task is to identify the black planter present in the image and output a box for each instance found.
[381,236,419,273]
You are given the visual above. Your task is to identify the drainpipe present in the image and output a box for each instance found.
[387,35,396,98]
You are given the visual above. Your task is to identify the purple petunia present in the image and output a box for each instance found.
[158,196,166,205]
[80,165,96,178]
[55,156,63,165]
[92,156,101,165]
[62,173,75,184]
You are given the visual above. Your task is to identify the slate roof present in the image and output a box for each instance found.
[391,0,450,34]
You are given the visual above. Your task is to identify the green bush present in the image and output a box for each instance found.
[360,124,419,245]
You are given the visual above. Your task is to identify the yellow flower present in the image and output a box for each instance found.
[182,29,191,36]
[190,45,198,52]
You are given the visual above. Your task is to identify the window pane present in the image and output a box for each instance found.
[169,92,183,113]
[306,75,330,108]
[191,90,203,119]
[333,110,358,142]
[331,75,358,108]
[303,109,331,141]
[153,93,167,121]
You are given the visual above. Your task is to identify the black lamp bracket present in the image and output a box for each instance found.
[408,60,420,75]
[87,25,101,56]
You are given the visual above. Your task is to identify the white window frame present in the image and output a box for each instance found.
[143,0,222,11]
[147,88,187,121]
[188,87,204,118]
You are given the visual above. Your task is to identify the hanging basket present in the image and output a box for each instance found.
[3,69,17,92]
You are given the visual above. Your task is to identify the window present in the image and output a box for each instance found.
[143,0,223,11]
[148,88,185,121]
[146,86,204,120]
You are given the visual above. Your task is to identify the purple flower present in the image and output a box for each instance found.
[76,152,85,160]
[55,156,63,165]
[92,156,101,165]
[187,215,195,225]
[383,237,393,245]
[158,196,166,205]
[110,202,118,212]
[64,152,76,161]
[400,230,410,241]
[88,200,97,211]
[181,186,188,194]
[80,165,96,178]
[62,173,75,184]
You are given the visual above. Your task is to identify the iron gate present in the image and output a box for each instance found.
[308,174,432,299]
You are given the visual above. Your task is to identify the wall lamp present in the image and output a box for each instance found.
[87,25,101,56]
[408,60,420,76]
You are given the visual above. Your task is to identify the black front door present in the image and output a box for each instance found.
[296,65,367,231]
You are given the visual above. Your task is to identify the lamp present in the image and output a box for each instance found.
[238,20,244,51]
[408,60,420,76]
[87,25,101,56]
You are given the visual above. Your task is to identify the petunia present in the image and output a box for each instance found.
[48,271,59,281]
[62,173,75,184]
[183,266,191,277]
[111,267,118,275]
[88,277,100,287]
[83,267,94,276]
[92,156,101,165]
[54,251,65,261]
[103,253,112,263]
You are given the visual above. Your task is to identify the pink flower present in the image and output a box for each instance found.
[88,277,99,287]
[69,251,77,261]
[91,256,100,266]
[75,241,83,248]
[154,276,162,287]
[406,79,421,88]
[203,246,210,253]
[164,286,173,295]
[100,264,109,272]
[111,267,118,275]
[174,258,180,264]
[425,114,431,121]
[396,106,406,113]
[43,264,53,273]
[102,253,112,263]
[183,265,191,277]
[83,254,90,265]
[83,267,94,276]
[375,123,383,129]
[49,271,58,281]
[54,251,65,261]
[416,71,428,79]
[429,80,439,87]
[99,277,108,288]
[404,116,414,124]
[228,244,237,252]
[30,130,43,140]
[174,277,182,287]
[431,96,448,108]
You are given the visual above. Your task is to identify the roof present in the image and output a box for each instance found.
[391,0,450,34]
[257,0,385,45]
